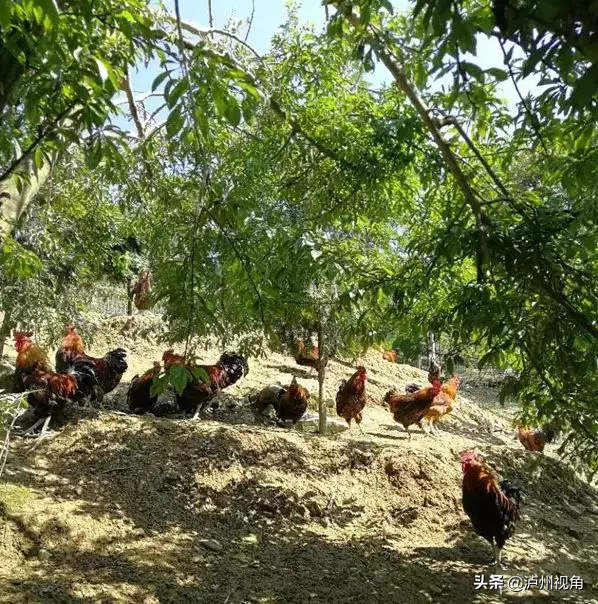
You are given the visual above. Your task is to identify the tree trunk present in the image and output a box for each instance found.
[0,152,57,245]
[317,321,327,435]
[126,278,134,316]
[0,307,13,360]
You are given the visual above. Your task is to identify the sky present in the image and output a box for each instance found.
[119,0,537,131]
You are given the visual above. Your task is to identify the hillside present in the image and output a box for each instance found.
[1,315,597,603]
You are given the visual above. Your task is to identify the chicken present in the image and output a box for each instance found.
[405,360,442,394]
[335,366,367,433]
[127,361,162,415]
[382,349,398,363]
[131,269,151,311]
[13,331,99,438]
[295,339,326,373]
[55,324,127,395]
[460,450,521,567]
[251,377,309,425]
[165,350,249,418]
[517,425,558,452]
[384,380,442,439]
[423,372,460,435]
[162,348,186,370]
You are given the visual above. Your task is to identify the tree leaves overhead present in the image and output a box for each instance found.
[1,1,598,474]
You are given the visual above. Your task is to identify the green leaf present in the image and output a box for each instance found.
[33,147,45,170]
[569,63,598,109]
[166,78,188,109]
[190,366,210,383]
[168,364,191,395]
[94,57,109,83]
[486,67,509,82]
[166,105,185,138]
[0,0,12,29]
[212,84,228,118]
[151,71,170,92]
[36,0,59,28]
[150,374,168,397]
[222,95,241,127]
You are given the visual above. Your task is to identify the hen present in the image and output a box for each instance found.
[517,425,558,452]
[382,349,398,363]
[165,350,249,418]
[55,324,127,395]
[13,331,99,438]
[127,361,162,415]
[423,373,460,435]
[295,339,326,373]
[460,450,521,567]
[251,377,309,425]
[384,380,442,439]
[335,366,367,433]
[131,269,151,311]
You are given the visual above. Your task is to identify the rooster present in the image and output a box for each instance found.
[165,350,249,418]
[251,377,309,425]
[384,380,442,439]
[405,360,442,394]
[162,348,186,370]
[460,450,521,567]
[55,324,127,395]
[335,366,367,433]
[295,339,326,373]
[13,331,99,438]
[516,425,558,452]
[131,269,151,311]
[127,361,162,415]
[423,373,460,435]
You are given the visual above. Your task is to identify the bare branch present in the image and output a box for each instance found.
[207,0,214,28]
[245,0,255,42]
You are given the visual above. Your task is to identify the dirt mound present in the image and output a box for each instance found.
[1,316,597,602]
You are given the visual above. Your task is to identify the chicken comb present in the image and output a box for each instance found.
[13,330,33,340]
[458,449,479,462]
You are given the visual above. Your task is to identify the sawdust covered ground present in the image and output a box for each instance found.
[1,315,597,603]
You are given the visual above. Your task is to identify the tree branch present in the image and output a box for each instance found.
[120,70,145,139]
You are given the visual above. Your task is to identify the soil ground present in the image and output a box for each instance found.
[1,314,597,603]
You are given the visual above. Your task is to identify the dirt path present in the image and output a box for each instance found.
[1,315,597,603]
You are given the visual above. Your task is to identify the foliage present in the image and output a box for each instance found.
[322,0,598,475]
[1,1,597,471]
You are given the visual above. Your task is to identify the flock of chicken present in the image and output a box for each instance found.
[10,329,554,567]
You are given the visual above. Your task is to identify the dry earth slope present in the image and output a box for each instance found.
[1,315,597,603]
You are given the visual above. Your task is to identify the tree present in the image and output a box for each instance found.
[322,0,598,475]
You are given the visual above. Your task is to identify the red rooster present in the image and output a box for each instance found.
[55,325,127,395]
[251,377,310,425]
[516,425,558,453]
[13,331,99,438]
[335,366,367,433]
[127,361,162,415]
[162,348,186,370]
[384,380,442,439]
[161,350,249,418]
[295,339,326,373]
[460,450,521,567]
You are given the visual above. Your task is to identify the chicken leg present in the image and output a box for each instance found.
[19,415,52,439]
[491,543,504,568]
